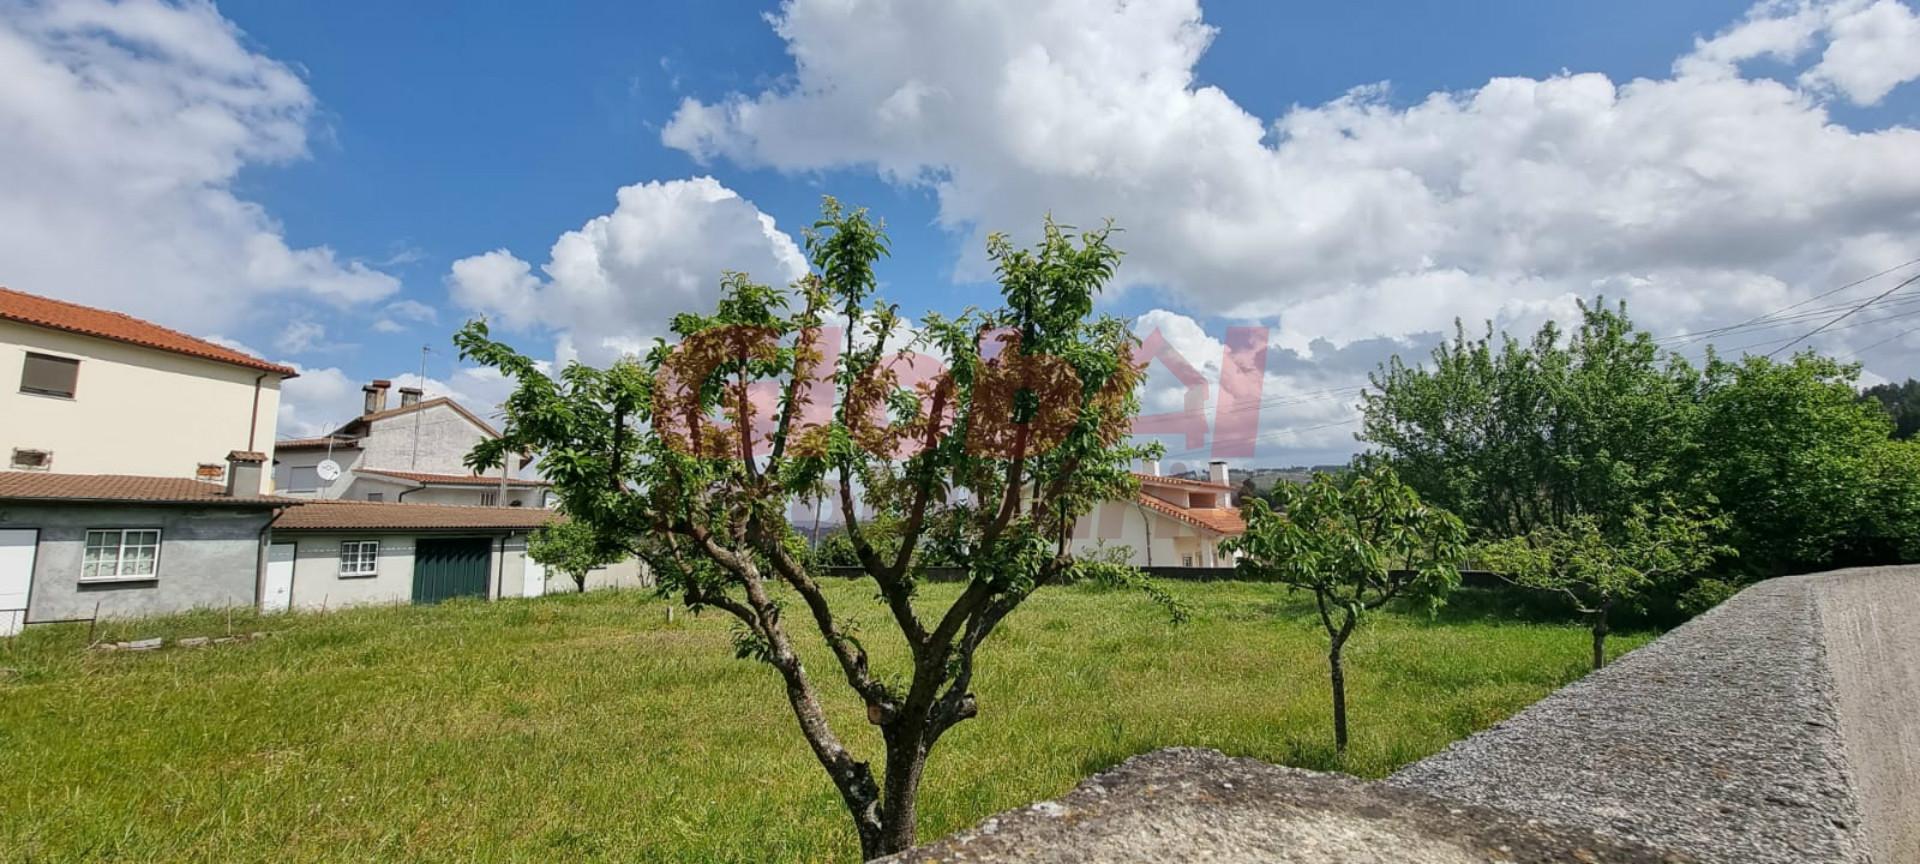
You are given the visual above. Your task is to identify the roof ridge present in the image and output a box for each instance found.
[0,286,296,377]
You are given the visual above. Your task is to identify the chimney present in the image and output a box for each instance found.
[362,379,391,415]
[1144,459,1161,477]
[1208,460,1229,486]
[398,386,423,408]
[225,450,266,496]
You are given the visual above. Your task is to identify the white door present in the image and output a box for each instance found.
[0,529,38,637]
[523,558,547,598]
[261,542,296,613]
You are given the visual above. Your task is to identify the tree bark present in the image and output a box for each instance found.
[874,729,929,858]
[1329,638,1349,753]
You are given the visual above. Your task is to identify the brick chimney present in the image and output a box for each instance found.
[362,379,391,415]
[225,450,266,496]
[398,386,423,408]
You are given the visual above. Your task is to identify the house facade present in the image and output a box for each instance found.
[272,382,548,508]
[2,287,293,492]
[0,458,291,634]
[266,500,650,610]
[1068,460,1246,568]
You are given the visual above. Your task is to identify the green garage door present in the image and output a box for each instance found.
[412,538,492,604]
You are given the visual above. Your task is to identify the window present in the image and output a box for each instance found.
[10,448,51,470]
[365,492,384,502]
[20,352,79,397]
[479,491,498,506]
[1182,554,1194,567]
[339,541,380,576]
[286,465,320,492]
[82,529,161,581]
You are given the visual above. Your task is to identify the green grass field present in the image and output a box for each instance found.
[0,581,1649,863]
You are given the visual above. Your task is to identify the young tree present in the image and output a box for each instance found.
[1224,465,1468,753]
[456,200,1154,860]
[1479,504,1726,670]
[526,520,622,593]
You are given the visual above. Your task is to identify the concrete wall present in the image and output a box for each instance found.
[2,320,282,492]
[530,556,652,595]
[0,501,270,621]
[357,402,519,477]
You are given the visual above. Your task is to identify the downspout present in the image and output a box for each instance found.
[247,373,266,452]
[1135,502,1155,567]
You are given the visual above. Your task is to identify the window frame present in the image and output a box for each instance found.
[479,491,498,507]
[80,528,163,582]
[20,352,80,399]
[10,448,52,471]
[338,540,380,577]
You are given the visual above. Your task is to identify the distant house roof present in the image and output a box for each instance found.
[0,286,296,377]
[356,469,549,488]
[274,436,361,451]
[271,500,559,532]
[328,397,501,439]
[1135,492,1245,536]
[0,472,299,507]
[1134,472,1233,492]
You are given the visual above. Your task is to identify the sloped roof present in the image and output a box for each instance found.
[1135,492,1246,536]
[0,472,299,507]
[274,436,361,451]
[1134,472,1233,492]
[356,469,548,488]
[331,397,501,438]
[272,500,559,532]
[0,286,296,377]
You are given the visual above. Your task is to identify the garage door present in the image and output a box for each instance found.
[412,538,492,604]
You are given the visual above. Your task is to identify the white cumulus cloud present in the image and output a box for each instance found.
[662,0,1920,371]
[447,176,809,366]
[0,0,399,333]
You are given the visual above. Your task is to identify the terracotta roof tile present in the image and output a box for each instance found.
[0,286,296,377]
[1135,492,1246,536]
[272,500,560,532]
[0,472,299,506]
[356,469,549,488]
[1133,471,1233,492]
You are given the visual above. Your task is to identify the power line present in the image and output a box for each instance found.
[1765,271,1920,358]
[1660,256,1920,347]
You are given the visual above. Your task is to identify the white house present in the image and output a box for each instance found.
[273,381,548,508]
[1,286,301,633]
[1068,460,1246,568]
[2,286,293,490]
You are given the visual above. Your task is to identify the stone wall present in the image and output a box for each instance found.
[890,568,1920,863]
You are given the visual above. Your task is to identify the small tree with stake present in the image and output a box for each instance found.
[456,199,1158,860]
[1224,465,1468,754]
[526,520,621,593]
[1479,503,1726,670]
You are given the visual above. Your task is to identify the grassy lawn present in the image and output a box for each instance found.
[0,580,1649,863]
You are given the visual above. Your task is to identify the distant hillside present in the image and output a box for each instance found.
[1166,465,1347,493]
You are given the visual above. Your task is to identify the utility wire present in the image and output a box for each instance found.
[1765,272,1920,358]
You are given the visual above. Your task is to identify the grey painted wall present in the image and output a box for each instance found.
[0,502,270,622]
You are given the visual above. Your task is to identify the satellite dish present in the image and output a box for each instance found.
[315,459,342,482]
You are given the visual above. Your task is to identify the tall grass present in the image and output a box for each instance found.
[0,581,1647,863]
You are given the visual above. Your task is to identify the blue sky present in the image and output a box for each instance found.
[5,0,1920,466]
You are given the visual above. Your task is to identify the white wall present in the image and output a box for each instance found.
[1068,500,1230,567]
[273,447,365,498]
[283,531,531,610]
[2,321,282,492]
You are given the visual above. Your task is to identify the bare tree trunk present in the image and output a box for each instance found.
[1329,638,1349,753]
